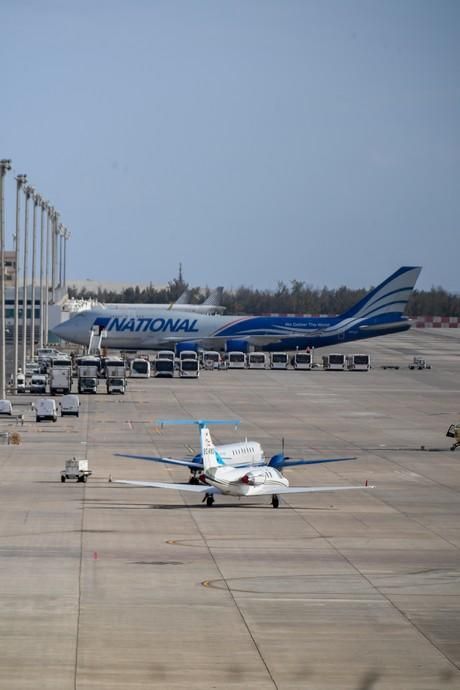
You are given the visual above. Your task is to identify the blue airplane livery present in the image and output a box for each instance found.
[52,266,421,351]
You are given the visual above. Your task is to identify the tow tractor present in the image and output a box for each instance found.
[61,457,92,483]
[409,357,431,370]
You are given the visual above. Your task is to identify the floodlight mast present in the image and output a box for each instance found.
[0,159,12,399]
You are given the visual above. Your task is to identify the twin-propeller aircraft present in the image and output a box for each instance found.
[114,420,373,508]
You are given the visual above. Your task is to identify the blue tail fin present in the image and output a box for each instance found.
[339,266,421,321]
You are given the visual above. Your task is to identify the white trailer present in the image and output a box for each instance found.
[270,352,289,370]
[291,352,313,370]
[322,353,346,371]
[50,367,72,395]
[61,457,92,483]
[248,352,268,369]
[346,354,370,371]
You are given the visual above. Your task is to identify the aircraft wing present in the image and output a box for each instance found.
[114,480,220,493]
[280,456,356,468]
[257,484,374,495]
[114,453,203,470]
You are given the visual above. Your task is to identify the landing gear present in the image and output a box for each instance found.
[204,493,214,507]
[189,475,200,485]
[271,494,279,509]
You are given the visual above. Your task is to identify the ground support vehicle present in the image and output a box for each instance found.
[226,352,246,369]
[154,352,175,377]
[49,367,72,395]
[34,398,58,422]
[30,374,47,394]
[179,357,200,378]
[270,352,289,369]
[322,353,346,371]
[202,351,221,369]
[130,357,151,378]
[409,357,431,370]
[446,424,460,451]
[291,352,313,370]
[77,361,99,393]
[248,352,268,369]
[60,394,80,416]
[0,400,13,416]
[106,377,126,394]
[346,354,370,371]
[61,457,91,483]
[16,373,26,392]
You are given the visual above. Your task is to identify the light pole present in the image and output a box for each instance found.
[13,174,27,388]
[30,192,40,360]
[22,185,34,371]
[39,198,46,349]
[51,211,60,302]
[63,228,70,288]
[44,205,54,344]
[0,159,12,400]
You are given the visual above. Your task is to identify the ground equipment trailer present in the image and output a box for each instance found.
[322,353,346,371]
[346,354,370,371]
[61,457,92,483]
[270,352,289,369]
[291,352,313,370]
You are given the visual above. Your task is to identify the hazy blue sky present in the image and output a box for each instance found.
[1,0,459,292]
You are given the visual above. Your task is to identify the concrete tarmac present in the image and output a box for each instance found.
[0,328,459,689]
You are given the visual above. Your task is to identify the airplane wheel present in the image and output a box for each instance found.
[271,495,279,509]
[206,494,214,507]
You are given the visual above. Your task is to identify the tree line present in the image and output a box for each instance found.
[68,278,460,317]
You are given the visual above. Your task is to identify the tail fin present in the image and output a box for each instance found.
[339,266,421,321]
[200,426,225,471]
[203,287,224,307]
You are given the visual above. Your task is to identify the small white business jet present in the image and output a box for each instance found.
[114,419,356,484]
[114,424,372,508]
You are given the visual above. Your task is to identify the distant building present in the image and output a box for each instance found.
[2,251,16,285]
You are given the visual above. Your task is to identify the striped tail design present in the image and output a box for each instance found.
[339,266,421,321]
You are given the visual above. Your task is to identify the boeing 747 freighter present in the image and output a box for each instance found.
[52,266,421,352]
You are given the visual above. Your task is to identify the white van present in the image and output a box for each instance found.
[60,394,80,417]
[0,400,13,416]
[16,373,26,393]
[34,398,58,423]
[30,374,47,394]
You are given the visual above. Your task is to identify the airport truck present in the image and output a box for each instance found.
[226,352,247,369]
[154,351,175,378]
[77,360,99,394]
[61,457,92,483]
[346,354,370,371]
[270,352,289,369]
[202,351,221,369]
[179,353,199,378]
[322,353,346,371]
[248,352,268,369]
[30,374,47,394]
[106,377,126,394]
[291,352,313,370]
[49,366,72,395]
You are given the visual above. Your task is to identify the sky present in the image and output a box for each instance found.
[1,0,459,293]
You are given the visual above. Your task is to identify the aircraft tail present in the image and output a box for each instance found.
[200,426,225,471]
[339,266,421,321]
[203,287,224,307]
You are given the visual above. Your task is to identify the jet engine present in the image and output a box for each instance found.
[225,339,250,353]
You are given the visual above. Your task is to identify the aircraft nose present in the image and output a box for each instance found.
[50,318,75,341]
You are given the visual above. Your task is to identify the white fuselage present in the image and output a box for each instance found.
[203,465,288,496]
[214,442,264,467]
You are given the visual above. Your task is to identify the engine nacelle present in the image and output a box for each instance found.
[175,341,199,355]
[241,471,266,486]
[226,339,250,353]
